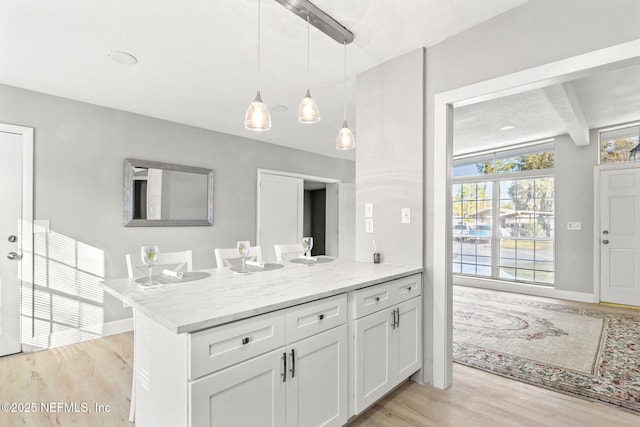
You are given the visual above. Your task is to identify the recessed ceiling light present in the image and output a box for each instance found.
[500,125,515,131]
[109,51,138,65]
[271,105,288,113]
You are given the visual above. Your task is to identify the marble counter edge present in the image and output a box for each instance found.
[101,264,423,334]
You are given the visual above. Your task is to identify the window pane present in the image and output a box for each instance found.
[600,133,639,164]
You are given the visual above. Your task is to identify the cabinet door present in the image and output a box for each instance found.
[393,297,422,380]
[190,348,286,427]
[353,308,394,414]
[286,325,347,427]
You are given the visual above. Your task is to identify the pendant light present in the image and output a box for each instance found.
[297,12,321,124]
[245,0,272,131]
[336,40,355,150]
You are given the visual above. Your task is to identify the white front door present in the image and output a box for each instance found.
[258,173,304,263]
[0,125,32,356]
[600,166,640,306]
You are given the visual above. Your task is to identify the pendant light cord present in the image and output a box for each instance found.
[258,0,262,89]
[306,12,310,88]
[343,40,347,121]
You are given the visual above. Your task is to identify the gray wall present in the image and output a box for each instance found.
[554,134,598,293]
[422,0,640,384]
[0,84,354,343]
[355,48,424,265]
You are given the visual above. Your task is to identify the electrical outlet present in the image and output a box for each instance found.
[365,218,374,233]
[567,221,581,230]
[401,208,411,224]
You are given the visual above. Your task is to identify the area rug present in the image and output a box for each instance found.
[453,287,640,414]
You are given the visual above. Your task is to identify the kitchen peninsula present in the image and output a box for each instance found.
[102,259,423,427]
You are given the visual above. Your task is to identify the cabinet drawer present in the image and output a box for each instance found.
[390,274,422,304]
[188,311,285,380]
[351,281,395,319]
[285,294,347,343]
[352,274,422,319]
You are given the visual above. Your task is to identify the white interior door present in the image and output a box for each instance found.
[0,129,29,356]
[258,173,304,262]
[600,167,640,306]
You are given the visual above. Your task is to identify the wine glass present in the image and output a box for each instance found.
[141,244,160,285]
[237,241,250,273]
[302,237,313,258]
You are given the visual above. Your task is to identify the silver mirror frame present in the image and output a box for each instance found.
[124,158,213,227]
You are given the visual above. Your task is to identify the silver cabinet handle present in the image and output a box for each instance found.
[318,313,325,321]
[602,240,609,245]
[374,296,380,302]
[602,230,609,235]
[290,349,296,378]
[282,352,287,383]
[241,337,250,345]
[7,252,21,260]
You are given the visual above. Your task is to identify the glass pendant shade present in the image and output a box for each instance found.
[298,89,321,123]
[244,90,272,131]
[336,120,355,150]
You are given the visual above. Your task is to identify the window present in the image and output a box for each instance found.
[452,142,555,286]
[599,124,640,164]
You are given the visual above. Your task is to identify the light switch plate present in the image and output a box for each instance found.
[365,218,374,233]
[567,221,581,230]
[401,208,411,224]
[365,203,373,218]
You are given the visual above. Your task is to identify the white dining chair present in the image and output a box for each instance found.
[274,243,304,262]
[124,249,193,423]
[214,246,262,268]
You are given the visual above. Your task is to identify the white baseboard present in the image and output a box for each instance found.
[454,276,596,303]
[21,317,133,353]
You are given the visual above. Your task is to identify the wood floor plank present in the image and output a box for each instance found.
[351,363,640,427]
[0,333,133,427]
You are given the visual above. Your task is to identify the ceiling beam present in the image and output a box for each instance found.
[541,82,590,146]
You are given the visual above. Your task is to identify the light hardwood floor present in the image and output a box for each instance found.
[1,331,639,426]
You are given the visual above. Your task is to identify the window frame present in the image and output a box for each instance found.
[452,166,556,286]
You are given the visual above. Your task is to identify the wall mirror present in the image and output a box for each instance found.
[124,158,213,226]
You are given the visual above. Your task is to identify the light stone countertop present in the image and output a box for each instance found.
[101,258,422,334]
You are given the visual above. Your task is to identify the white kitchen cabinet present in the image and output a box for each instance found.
[190,325,347,427]
[353,290,422,414]
[188,295,348,427]
[286,325,347,427]
[190,348,286,427]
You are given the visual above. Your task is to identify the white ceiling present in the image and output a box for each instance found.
[453,62,640,155]
[1,0,529,160]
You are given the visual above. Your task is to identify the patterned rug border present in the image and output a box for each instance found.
[453,288,640,415]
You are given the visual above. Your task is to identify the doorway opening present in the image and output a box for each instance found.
[256,169,347,263]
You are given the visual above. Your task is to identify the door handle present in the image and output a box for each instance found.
[7,252,22,260]
[282,352,287,383]
[395,308,400,328]
[289,349,295,378]
[602,240,609,245]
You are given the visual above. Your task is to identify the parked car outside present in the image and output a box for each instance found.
[453,223,470,241]
[468,224,491,242]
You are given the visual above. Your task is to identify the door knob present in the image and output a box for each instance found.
[7,252,22,260]
[602,240,609,245]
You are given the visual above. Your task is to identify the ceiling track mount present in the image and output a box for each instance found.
[273,0,354,45]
